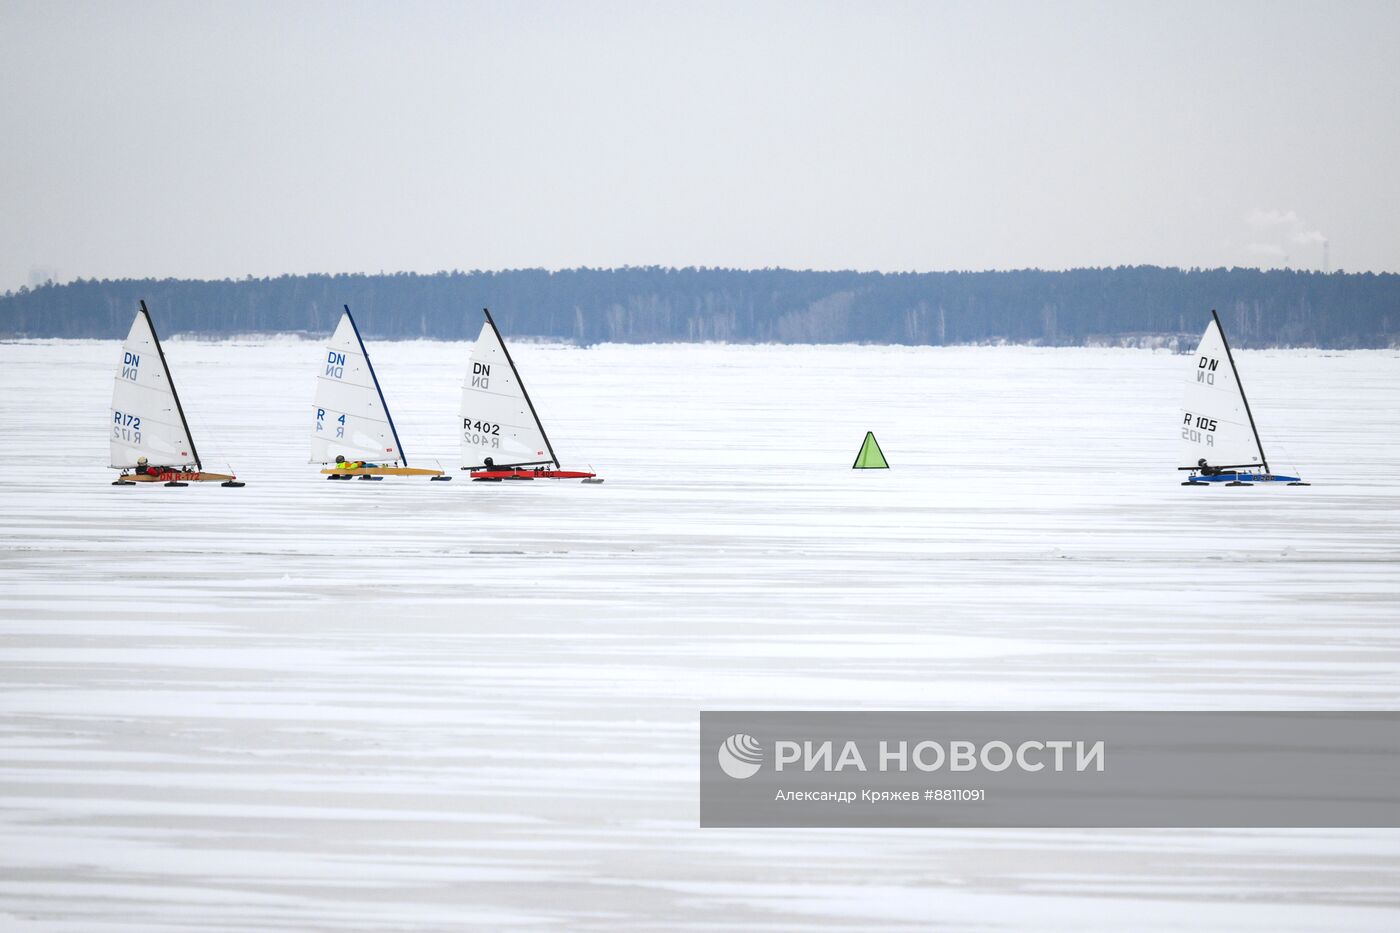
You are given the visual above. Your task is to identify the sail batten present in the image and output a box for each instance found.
[311,308,406,465]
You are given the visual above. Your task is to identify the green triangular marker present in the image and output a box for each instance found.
[852,431,889,469]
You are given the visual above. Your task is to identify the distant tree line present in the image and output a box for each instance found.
[2,266,1397,348]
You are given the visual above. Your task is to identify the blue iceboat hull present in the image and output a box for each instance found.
[1191,472,1301,484]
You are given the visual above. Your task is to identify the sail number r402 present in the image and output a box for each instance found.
[463,418,501,448]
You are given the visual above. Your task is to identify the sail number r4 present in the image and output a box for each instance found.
[315,408,347,438]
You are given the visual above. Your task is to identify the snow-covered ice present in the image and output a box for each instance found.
[1,338,1398,930]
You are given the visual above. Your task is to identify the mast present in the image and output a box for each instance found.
[140,300,202,471]
[1211,308,1269,473]
[343,305,408,466]
[483,307,559,468]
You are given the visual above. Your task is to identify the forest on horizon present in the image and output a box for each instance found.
[2,265,1397,349]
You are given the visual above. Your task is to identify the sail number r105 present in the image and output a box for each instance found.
[1182,412,1216,446]
[1183,413,1217,432]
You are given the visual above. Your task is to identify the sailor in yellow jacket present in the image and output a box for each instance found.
[334,454,379,470]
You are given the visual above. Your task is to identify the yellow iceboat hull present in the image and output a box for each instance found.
[320,467,445,477]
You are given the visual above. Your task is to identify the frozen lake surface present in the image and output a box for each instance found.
[2,338,1399,930]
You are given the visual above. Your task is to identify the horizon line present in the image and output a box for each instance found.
[6,262,1388,296]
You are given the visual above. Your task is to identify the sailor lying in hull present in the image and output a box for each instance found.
[1197,458,1227,477]
[127,455,179,477]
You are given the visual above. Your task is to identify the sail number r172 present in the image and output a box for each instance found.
[112,410,142,443]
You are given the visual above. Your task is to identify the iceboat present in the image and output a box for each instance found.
[1178,309,1306,486]
[460,308,601,483]
[110,301,244,487]
[313,306,447,481]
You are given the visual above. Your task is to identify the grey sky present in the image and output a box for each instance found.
[1,0,1397,292]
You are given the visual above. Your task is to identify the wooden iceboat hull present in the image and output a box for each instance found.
[118,471,236,483]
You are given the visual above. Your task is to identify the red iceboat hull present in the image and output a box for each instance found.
[469,469,597,481]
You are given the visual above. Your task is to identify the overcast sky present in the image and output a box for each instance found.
[1,0,1396,291]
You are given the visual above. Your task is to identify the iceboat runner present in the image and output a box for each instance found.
[110,301,244,487]
[1179,309,1307,487]
[460,308,601,483]
[313,305,447,481]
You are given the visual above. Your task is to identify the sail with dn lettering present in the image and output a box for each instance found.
[312,306,446,481]
[110,301,243,487]
[460,309,601,483]
[1179,310,1306,486]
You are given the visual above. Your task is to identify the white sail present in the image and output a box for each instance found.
[311,311,403,465]
[1179,318,1264,468]
[460,317,555,468]
[109,309,198,469]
